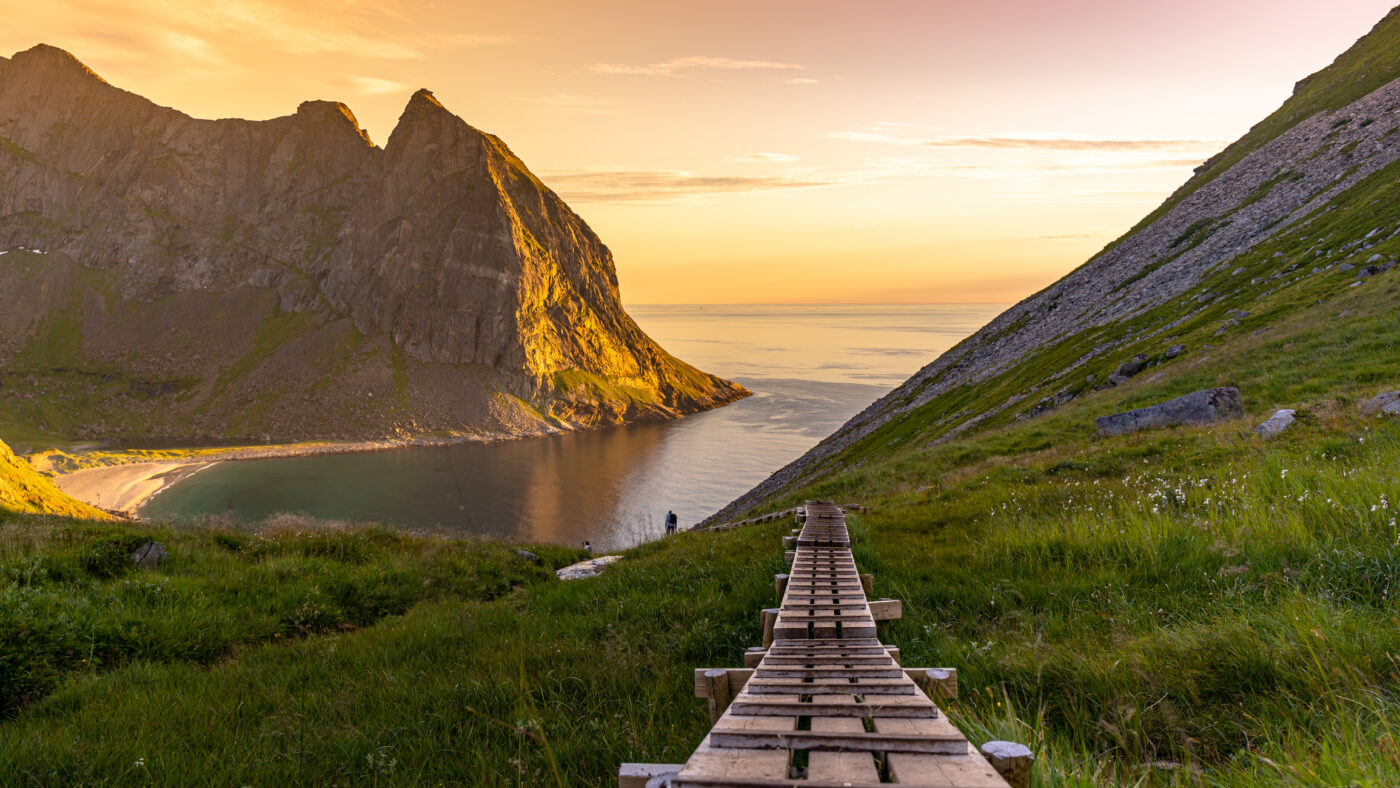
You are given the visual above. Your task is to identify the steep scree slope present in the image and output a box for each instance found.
[711,5,1400,522]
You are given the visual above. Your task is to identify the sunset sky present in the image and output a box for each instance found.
[4,0,1396,303]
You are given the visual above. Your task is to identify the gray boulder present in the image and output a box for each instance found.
[1339,263,1356,272]
[1361,391,1400,417]
[1164,344,1187,359]
[515,549,539,563]
[130,541,169,569]
[1115,354,1149,378]
[1255,409,1296,438]
[1097,387,1244,437]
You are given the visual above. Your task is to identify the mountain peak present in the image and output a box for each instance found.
[9,44,108,85]
[386,87,470,150]
[296,99,375,147]
[409,88,446,110]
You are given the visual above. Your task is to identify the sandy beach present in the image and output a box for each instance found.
[45,428,566,517]
[56,461,219,515]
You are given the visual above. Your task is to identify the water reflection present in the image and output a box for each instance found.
[143,304,1008,548]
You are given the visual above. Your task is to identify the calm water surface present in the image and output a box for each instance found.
[142,304,1004,549]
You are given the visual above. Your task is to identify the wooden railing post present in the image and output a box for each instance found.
[773,573,789,600]
[703,669,732,724]
[760,608,779,647]
[980,741,1033,788]
[859,573,874,597]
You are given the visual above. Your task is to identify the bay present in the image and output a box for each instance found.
[140,304,1005,549]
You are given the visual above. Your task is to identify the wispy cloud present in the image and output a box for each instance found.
[540,169,829,203]
[831,127,1223,153]
[923,136,1223,152]
[786,77,819,85]
[21,0,511,71]
[592,55,803,77]
[346,76,410,95]
[828,130,927,146]
[516,93,624,116]
[736,152,799,163]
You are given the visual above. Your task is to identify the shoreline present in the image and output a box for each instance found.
[40,385,753,518]
[55,461,219,516]
[47,429,565,517]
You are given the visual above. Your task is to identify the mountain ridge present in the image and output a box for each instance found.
[709,6,1400,523]
[0,44,746,442]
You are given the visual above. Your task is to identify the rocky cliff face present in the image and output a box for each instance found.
[711,6,1400,522]
[0,45,746,441]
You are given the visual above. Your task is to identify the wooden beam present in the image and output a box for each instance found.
[693,668,754,699]
[743,647,766,668]
[869,598,903,621]
[980,741,1033,788]
[708,728,966,755]
[859,572,874,597]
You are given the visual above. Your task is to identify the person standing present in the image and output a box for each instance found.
[665,510,678,534]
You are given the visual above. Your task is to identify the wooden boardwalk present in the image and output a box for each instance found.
[621,501,1030,788]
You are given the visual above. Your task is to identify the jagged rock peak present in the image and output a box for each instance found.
[410,88,446,110]
[9,44,109,85]
[296,99,375,147]
[386,87,472,149]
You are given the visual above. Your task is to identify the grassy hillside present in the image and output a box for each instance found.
[4,11,1400,786]
[0,437,108,518]
[1,267,1399,783]
[1108,4,1400,252]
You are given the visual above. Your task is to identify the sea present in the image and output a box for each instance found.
[140,304,1005,550]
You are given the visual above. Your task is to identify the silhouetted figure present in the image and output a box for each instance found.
[583,540,593,554]
[665,510,678,535]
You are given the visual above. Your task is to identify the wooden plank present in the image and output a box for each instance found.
[728,698,937,718]
[744,679,917,696]
[673,777,954,788]
[755,667,904,679]
[711,715,796,733]
[869,598,903,621]
[709,728,966,754]
[677,737,789,780]
[807,717,880,783]
[888,749,1008,788]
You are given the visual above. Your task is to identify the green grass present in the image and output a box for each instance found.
[3,136,1399,788]
[0,440,107,519]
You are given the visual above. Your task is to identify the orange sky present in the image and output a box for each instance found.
[3,0,1396,303]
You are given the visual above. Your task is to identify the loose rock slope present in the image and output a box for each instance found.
[712,6,1400,522]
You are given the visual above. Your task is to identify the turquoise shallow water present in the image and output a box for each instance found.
[141,304,1005,549]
